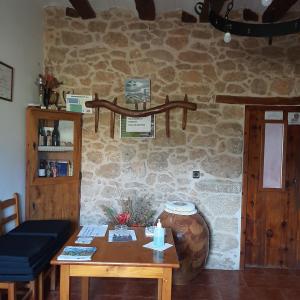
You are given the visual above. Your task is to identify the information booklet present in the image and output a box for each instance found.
[57,246,97,261]
[108,230,137,242]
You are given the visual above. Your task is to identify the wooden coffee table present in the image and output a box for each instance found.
[51,227,179,300]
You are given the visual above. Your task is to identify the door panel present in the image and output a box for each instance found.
[244,107,300,268]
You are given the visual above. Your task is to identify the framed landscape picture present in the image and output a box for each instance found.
[125,79,150,104]
[0,61,14,102]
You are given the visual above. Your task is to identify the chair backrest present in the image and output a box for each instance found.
[0,193,20,235]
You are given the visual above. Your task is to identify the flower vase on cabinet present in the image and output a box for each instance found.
[43,88,51,109]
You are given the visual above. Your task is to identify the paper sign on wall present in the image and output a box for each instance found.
[66,94,93,114]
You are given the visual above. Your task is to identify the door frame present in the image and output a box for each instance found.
[240,105,300,269]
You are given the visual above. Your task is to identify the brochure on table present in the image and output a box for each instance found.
[75,237,94,244]
[108,229,137,242]
[78,225,108,237]
[57,246,97,261]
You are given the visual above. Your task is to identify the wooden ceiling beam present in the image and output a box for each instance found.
[65,7,79,18]
[216,95,300,105]
[211,0,226,15]
[182,11,197,23]
[243,9,259,22]
[135,0,155,21]
[69,0,96,19]
[262,0,298,23]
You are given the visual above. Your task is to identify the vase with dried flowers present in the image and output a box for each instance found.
[101,195,156,227]
[38,71,63,109]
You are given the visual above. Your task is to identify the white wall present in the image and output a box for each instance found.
[0,0,43,219]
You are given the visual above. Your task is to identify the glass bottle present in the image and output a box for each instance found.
[46,161,51,177]
[46,130,52,146]
[38,160,46,177]
[52,121,60,146]
[153,219,165,248]
[38,121,46,146]
[68,161,73,176]
[38,76,44,107]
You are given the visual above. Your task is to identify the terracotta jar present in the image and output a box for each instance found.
[158,201,209,285]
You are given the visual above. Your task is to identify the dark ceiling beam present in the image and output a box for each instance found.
[262,0,298,23]
[195,0,225,22]
[211,0,226,15]
[66,7,80,18]
[69,0,96,19]
[243,9,259,22]
[135,0,155,21]
[199,0,210,22]
[182,11,197,23]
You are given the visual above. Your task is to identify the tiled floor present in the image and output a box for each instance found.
[45,268,300,300]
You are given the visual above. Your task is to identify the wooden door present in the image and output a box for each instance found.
[243,106,300,268]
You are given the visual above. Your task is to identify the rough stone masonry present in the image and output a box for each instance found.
[44,7,300,269]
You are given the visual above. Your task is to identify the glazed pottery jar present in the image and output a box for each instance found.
[158,201,209,285]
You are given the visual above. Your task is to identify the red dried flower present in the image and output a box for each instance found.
[116,212,130,225]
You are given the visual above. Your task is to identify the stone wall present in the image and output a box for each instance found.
[43,7,300,269]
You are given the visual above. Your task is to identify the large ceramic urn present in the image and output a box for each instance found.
[158,201,209,285]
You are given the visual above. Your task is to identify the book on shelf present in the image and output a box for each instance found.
[57,246,97,261]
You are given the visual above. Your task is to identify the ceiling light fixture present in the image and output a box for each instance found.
[223,0,234,43]
[223,32,232,43]
[195,0,300,43]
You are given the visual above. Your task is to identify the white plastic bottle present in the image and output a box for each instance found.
[153,219,165,248]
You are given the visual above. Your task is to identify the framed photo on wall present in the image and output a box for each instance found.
[0,61,14,102]
[125,79,150,104]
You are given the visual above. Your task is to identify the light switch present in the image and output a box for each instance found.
[193,171,200,178]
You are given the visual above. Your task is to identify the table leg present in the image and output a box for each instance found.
[161,268,172,300]
[157,278,163,300]
[60,265,70,300]
[50,266,57,291]
[81,277,89,300]
[38,271,44,300]
[7,283,16,300]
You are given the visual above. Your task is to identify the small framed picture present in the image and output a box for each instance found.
[125,79,150,104]
[0,61,14,102]
[288,112,300,125]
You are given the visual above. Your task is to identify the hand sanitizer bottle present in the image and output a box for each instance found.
[153,219,164,248]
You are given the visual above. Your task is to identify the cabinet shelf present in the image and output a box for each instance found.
[38,146,74,152]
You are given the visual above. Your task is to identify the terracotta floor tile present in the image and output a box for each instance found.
[219,286,256,300]
[189,285,222,300]
[214,270,247,287]
[280,288,300,300]
[252,288,286,300]
[188,270,217,286]
[43,269,300,300]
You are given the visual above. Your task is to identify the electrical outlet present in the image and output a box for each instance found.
[193,171,200,178]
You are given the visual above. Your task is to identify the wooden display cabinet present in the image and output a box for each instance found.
[25,107,82,227]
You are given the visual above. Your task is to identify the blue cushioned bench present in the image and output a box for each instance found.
[0,193,72,300]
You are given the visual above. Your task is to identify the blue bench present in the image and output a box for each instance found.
[0,193,72,300]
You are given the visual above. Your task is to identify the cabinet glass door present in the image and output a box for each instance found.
[37,119,74,178]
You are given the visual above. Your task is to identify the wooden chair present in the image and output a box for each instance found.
[0,193,20,235]
[0,193,45,300]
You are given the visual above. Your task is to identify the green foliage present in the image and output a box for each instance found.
[101,194,156,226]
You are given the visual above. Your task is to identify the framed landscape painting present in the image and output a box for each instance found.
[125,79,150,104]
